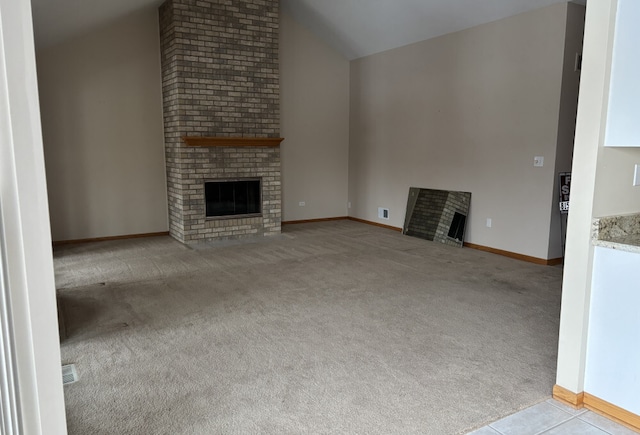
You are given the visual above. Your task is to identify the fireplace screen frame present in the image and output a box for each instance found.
[204,177,262,220]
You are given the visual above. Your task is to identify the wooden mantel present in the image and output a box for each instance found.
[182,136,284,147]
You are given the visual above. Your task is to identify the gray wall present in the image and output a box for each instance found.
[280,8,350,221]
[37,9,168,242]
[348,3,577,260]
[549,3,586,258]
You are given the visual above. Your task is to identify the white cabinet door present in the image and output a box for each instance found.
[604,0,640,147]
[585,246,640,414]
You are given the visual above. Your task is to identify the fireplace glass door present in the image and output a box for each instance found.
[205,179,261,218]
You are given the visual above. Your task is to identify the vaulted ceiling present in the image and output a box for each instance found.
[30,0,585,56]
[282,0,586,59]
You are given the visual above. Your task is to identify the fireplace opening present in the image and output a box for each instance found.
[205,178,261,219]
[447,212,467,241]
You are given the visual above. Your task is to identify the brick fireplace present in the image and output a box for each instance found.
[159,0,281,243]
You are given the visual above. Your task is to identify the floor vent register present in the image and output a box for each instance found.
[62,364,79,385]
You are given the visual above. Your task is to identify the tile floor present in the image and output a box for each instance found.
[467,399,639,435]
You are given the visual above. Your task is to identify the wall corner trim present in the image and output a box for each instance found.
[553,385,640,432]
[552,384,584,408]
[281,217,403,233]
[346,217,403,232]
[464,242,563,266]
[282,217,348,225]
[52,231,170,246]
[583,392,640,432]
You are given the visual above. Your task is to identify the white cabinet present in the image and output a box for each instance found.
[584,246,640,414]
[604,0,640,147]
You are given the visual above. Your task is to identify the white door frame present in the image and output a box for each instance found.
[0,215,20,435]
[0,0,68,432]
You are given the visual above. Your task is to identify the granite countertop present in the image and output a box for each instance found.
[592,213,640,254]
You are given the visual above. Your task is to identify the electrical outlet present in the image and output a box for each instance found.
[348,201,352,209]
[634,164,640,187]
[534,156,544,167]
[298,201,306,206]
[486,218,492,228]
[378,207,389,220]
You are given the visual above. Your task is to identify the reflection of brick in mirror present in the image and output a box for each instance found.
[403,188,471,248]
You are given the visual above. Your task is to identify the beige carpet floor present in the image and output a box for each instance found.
[55,220,563,434]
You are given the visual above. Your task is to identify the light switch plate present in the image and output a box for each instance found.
[634,164,640,186]
[534,156,544,167]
